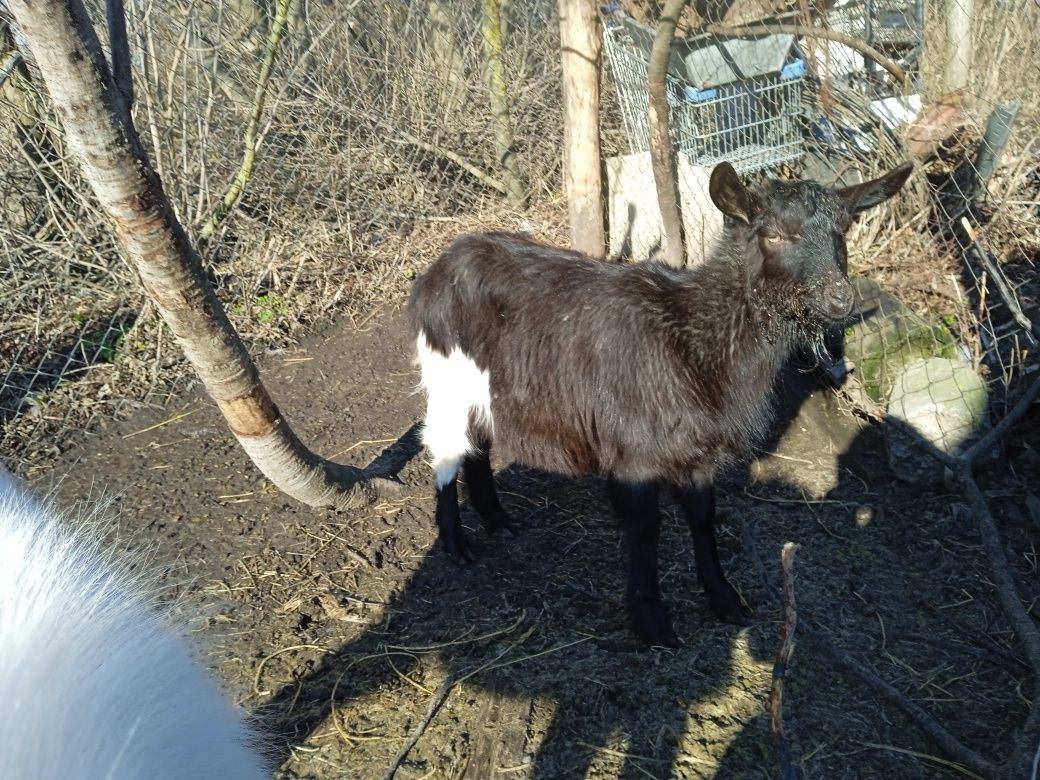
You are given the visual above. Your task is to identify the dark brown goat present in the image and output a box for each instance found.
[409,161,912,647]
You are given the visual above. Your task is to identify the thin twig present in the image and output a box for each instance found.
[961,219,1036,341]
[199,0,294,240]
[381,624,536,780]
[386,130,508,195]
[858,742,986,779]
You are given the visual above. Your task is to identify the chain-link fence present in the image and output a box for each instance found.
[601,0,1038,442]
[1,0,1038,475]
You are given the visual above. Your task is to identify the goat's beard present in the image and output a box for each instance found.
[801,329,832,370]
[753,285,827,349]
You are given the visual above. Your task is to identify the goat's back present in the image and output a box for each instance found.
[409,233,776,483]
[0,473,268,780]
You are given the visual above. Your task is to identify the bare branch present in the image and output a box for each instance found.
[200,0,294,241]
[770,542,800,780]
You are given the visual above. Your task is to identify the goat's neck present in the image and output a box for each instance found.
[680,249,800,376]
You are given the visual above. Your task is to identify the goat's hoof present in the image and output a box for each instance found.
[443,536,474,566]
[632,606,681,649]
[482,508,516,537]
[708,586,754,626]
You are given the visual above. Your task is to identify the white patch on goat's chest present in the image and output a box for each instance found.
[415,332,493,486]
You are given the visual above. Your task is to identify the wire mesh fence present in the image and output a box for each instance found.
[603,0,1038,439]
[0,0,1038,476]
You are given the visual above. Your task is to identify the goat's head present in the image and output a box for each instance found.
[709,161,913,327]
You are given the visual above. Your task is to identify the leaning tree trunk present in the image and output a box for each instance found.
[8,0,397,509]
[558,0,605,257]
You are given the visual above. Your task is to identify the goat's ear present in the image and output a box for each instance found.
[837,162,913,215]
[709,162,758,224]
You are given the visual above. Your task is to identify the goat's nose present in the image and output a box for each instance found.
[828,285,854,318]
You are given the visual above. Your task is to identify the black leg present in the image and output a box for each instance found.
[462,448,514,535]
[674,480,752,625]
[435,474,472,565]
[607,476,679,648]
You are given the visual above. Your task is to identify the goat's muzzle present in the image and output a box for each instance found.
[823,281,855,321]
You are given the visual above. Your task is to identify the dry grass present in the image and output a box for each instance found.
[0,0,1037,463]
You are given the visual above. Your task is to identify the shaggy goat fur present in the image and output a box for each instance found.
[410,162,912,646]
[0,467,269,779]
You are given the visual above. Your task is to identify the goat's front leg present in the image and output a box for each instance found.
[675,479,753,625]
[607,477,679,648]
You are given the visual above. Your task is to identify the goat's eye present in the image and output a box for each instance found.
[761,232,786,246]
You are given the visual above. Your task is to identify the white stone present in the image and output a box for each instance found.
[886,357,991,484]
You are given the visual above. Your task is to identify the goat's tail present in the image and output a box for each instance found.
[0,466,270,780]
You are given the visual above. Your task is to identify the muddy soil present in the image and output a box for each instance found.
[42,305,1036,779]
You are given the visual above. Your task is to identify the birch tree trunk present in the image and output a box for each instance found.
[8,0,399,510]
[558,0,605,257]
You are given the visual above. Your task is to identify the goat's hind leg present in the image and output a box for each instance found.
[432,464,472,565]
[675,479,752,625]
[462,442,514,536]
[608,476,680,648]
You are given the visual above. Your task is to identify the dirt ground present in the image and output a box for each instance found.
[39,303,1037,779]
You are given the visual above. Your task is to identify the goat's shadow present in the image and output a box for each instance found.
[253,360,859,777]
[261,474,791,776]
[256,278,891,776]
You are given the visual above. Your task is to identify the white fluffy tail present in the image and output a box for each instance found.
[0,466,269,780]
[416,332,493,488]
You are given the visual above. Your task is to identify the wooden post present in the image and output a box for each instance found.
[558,0,605,257]
[943,0,972,92]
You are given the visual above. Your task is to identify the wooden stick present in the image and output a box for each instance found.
[770,542,800,780]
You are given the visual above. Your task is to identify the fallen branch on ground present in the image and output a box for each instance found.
[741,520,995,777]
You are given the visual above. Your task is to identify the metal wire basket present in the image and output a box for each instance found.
[603,12,805,173]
